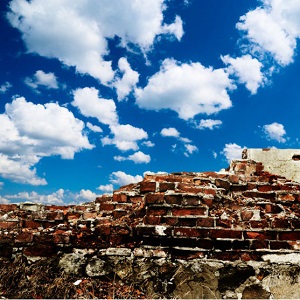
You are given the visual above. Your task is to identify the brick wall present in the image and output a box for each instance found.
[1,158,300,261]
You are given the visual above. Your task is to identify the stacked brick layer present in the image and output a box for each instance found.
[1,159,300,261]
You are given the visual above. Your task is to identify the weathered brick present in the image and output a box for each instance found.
[174,227,209,238]
[215,178,231,189]
[210,229,243,239]
[277,193,297,202]
[140,182,156,193]
[243,191,275,200]
[279,231,300,241]
[257,185,273,192]
[129,196,143,204]
[271,218,290,229]
[159,182,175,192]
[147,207,168,216]
[145,193,164,204]
[182,196,200,206]
[247,182,257,190]
[179,217,197,227]
[250,239,268,250]
[201,197,214,208]
[95,224,111,235]
[113,210,127,219]
[265,204,282,214]
[250,220,269,229]
[177,183,201,193]
[269,241,292,250]
[144,216,161,225]
[214,239,232,250]
[0,204,18,212]
[172,207,207,216]
[0,221,19,230]
[164,194,182,205]
[100,203,115,211]
[53,230,70,244]
[229,174,239,184]
[15,232,34,244]
[22,220,42,229]
[113,193,128,203]
[161,216,178,226]
[241,210,254,221]
[83,212,98,220]
[196,217,215,227]
[230,184,247,192]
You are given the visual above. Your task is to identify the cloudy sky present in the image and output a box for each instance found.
[0,0,300,204]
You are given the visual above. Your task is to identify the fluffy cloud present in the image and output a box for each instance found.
[7,0,183,83]
[142,141,155,147]
[25,70,58,89]
[197,119,222,130]
[0,97,93,185]
[222,143,245,162]
[221,55,265,94]
[237,0,300,66]
[86,122,103,133]
[135,59,235,120]
[184,144,198,157]
[75,189,98,202]
[109,171,143,186]
[113,58,139,101]
[72,87,118,126]
[263,122,286,143]
[0,81,12,93]
[160,127,180,137]
[97,184,114,193]
[102,124,148,151]
[4,189,65,204]
[114,151,151,164]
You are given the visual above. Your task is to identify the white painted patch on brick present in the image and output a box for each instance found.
[155,225,167,236]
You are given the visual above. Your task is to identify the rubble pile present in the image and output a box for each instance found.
[1,155,300,298]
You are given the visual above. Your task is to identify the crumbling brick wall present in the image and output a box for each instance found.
[1,158,300,298]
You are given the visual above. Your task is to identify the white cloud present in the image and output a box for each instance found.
[263,122,286,143]
[5,189,65,204]
[97,184,114,193]
[184,144,198,157]
[197,119,222,130]
[0,196,10,204]
[109,171,143,186]
[86,122,103,133]
[236,0,300,66]
[76,189,98,202]
[113,57,139,101]
[161,15,184,40]
[0,96,93,185]
[135,58,235,120]
[25,70,58,89]
[221,54,265,94]
[0,81,12,93]
[142,141,155,147]
[102,124,148,151]
[72,87,118,126]
[222,143,245,162]
[7,0,183,83]
[114,151,151,164]
[161,127,180,137]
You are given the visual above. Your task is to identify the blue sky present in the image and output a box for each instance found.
[0,0,300,204]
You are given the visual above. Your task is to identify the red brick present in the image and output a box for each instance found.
[243,191,275,200]
[162,217,178,226]
[140,182,156,193]
[145,193,164,204]
[129,196,143,204]
[15,232,34,244]
[174,227,209,238]
[159,182,175,192]
[100,203,115,211]
[216,219,232,228]
[279,231,300,241]
[196,217,215,227]
[177,183,201,193]
[241,210,254,221]
[269,241,291,250]
[271,218,290,229]
[291,219,300,229]
[172,207,206,216]
[257,185,273,192]
[113,210,127,218]
[250,220,269,228]
[182,196,200,206]
[95,195,112,203]
[23,245,56,257]
[244,231,265,240]
[95,224,111,235]
[144,216,161,225]
[201,197,213,208]
[83,212,98,219]
[165,195,182,205]
[0,204,18,212]
[210,229,243,239]
[230,184,247,192]
[265,204,282,214]
[113,193,128,203]
[22,220,41,229]
[203,188,216,196]
[0,221,19,230]
[229,174,239,184]
[277,193,297,202]
[66,212,81,220]
[247,182,257,190]
[147,207,168,216]
[215,179,231,189]
[53,230,70,244]
[250,239,268,250]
